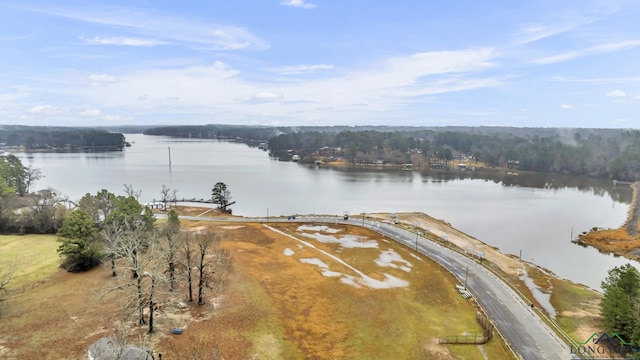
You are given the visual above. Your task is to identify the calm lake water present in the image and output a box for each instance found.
[16,134,636,290]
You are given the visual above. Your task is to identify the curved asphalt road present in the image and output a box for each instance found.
[162,213,569,360]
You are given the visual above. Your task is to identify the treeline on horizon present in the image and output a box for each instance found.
[142,124,640,181]
[0,125,126,150]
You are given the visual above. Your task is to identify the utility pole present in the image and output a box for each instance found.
[465,266,469,288]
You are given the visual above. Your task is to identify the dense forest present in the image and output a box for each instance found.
[0,125,126,150]
[142,124,281,141]
[144,124,640,181]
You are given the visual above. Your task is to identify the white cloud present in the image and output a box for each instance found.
[36,48,502,125]
[531,40,640,65]
[33,6,268,51]
[277,64,334,75]
[550,76,640,84]
[80,108,129,122]
[85,74,119,85]
[386,48,497,77]
[28,105,69,115]
[280,0,317,9]
[560,104,574,109]
[82,36,165,47]
[80,108,104,117]
[513,24,577,45]
[251,92,284,102]
[606,90,627,97]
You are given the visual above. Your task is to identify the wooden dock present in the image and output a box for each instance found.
[146,198,235,209]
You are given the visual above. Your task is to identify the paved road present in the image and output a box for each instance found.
[162,213,570,360]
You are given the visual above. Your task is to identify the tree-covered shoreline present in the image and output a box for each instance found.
[0,125,127,151]
[143,124,640,182]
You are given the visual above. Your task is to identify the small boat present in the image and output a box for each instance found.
[292,154,300,162]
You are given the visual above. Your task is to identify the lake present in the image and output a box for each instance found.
[16,133,635,290]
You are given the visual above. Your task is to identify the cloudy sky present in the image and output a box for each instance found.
[1,0,640,128]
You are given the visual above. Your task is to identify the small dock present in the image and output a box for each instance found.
[146,198,235,210]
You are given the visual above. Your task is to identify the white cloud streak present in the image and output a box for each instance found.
[251,92,284,102]
[606,89,627,97]
[82,36,165,47]
[29,5,267,51]
[276,64,334,75]
[80,108,129,122]
[531,40,640,64]
[28,104,69,115]
[513,24,578,45]
[280,0,317,9]
[85,74,119,85]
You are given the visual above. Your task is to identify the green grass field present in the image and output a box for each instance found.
[0,234,60,290]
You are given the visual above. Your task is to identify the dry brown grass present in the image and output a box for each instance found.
[576,227,640,259]
[158,220,513,359]
[0,219,516,359]
[0,266,125,359]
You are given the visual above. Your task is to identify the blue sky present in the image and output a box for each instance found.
[2,0,640,128]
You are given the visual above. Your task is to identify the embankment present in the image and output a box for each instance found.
[574,182,640,259]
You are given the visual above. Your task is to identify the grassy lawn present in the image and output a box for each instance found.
[0,234,60,290]
[550,278,602,342]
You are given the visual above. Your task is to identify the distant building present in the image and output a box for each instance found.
[507,160,520,169]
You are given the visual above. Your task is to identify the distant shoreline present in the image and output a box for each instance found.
[2,145,126,153]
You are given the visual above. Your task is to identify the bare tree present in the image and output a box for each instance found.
[159,185,171,211]
[177,231,233,306]
[101,223,122,277]
[180,232,197,302]
[195,232,220,305]
[161,210,180,291]
[23,165,43,194]
[110,221,156,327]
[145,258,164,334]
[171,188,179,208]
[123,184,142,201]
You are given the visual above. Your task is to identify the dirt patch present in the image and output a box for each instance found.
[422,338,455,359]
